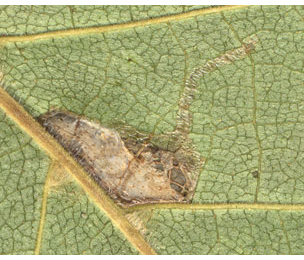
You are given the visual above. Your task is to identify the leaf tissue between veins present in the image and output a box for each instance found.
[37,35,258,206]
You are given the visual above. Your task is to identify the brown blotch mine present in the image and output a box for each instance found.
[38,110,200,206]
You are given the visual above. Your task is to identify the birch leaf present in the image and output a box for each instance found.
[0,5,304,255]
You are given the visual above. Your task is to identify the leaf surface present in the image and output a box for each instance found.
[0,5,304,255]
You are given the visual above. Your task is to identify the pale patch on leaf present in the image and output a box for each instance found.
[38,110,200,206]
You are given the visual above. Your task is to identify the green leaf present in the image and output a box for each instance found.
[0,5,304,255]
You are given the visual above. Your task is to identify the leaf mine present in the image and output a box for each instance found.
[36,37,259,207]
[38,110,200,206]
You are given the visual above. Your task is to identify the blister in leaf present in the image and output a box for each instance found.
[38,110,201,206]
